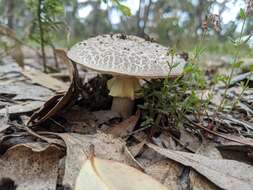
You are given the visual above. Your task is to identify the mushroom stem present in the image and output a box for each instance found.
[107,77,140,118]
[111,97,134,119]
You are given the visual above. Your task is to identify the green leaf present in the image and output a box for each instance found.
[231,60,244,68]
[116,3,131,16]
[239,8,246,20]
[249,64,253,72]
[111,0,131,16]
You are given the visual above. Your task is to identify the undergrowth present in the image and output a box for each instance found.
[139,8,253,130]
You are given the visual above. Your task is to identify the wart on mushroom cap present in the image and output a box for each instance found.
[67,34,186,118]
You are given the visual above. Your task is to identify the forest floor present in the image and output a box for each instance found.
[0,46,253,190]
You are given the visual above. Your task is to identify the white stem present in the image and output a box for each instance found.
[111,97,134,119]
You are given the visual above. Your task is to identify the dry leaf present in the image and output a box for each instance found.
[22,68,68,91]
[75,156,168,190]
[147,143,253,190]
[189,170,219,190]
[217,144,253,165]
[128,140,145,157]
[0,114,9,133]
[145,159,184,190]
[107,111,140,137]
[0,143,63,190]
[28,50,78,125]
[57,133,127,189]
[189,142,221,190]
[0,101,44,114]
[0,82,54,101]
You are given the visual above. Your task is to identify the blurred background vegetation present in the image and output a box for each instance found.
[0,0,253,56]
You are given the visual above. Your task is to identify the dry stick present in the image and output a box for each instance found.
[9,122,64,147]
[232,72,253,109]
[38,0,47,73]
[185,116,253,147]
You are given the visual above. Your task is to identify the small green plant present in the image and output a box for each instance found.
[139,48,206,128]
[26,0,65,72]
[212,8,252,117]
[138,14,219,129]
[139,6,253,131]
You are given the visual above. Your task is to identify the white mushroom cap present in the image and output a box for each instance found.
[67,34,186,78]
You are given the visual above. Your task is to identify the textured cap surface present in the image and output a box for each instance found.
[67,34,186,78]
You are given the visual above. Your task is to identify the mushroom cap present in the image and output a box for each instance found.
[67,34,186,78]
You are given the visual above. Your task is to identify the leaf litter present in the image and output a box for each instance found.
[0,37,253,190]
[0,143,63,190]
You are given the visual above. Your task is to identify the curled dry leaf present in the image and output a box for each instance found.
[0,143,63,190]
[147,143,253,190]
[75,156,168,190]
[28,49,78,125]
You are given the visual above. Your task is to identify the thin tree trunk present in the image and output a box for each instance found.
[137,0,152,38]
[92,1,100,35]
[38,0,47,72]
[142,0,152,36]
[137,0,145,37]
[5,0,15,28]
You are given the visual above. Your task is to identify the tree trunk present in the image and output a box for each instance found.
[137,0,152,38]
[5,0,15,28]
[92,0,100,36]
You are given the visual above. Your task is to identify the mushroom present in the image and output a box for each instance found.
[67,34,186,118]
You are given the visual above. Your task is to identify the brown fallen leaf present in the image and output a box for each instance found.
[57,133,144,189]
[21,68,68,92]
[27,49,83,125]
[0,101,44,115]
[128,140,146,157]
[189,141,222,190]
[75,156,168,190]
[145,159,184,190]
[147,143,253,190]
[0,82,54,101]
[123,146,145,171]
[57,133,126,188]
[28,50,78,125]
[0,143,63,190]
[27,93,66,125]
[189,170,219,190]
[217,143,253,165]
[0,114,9,133]
[179,128,202,152]
[107,111,140,137]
